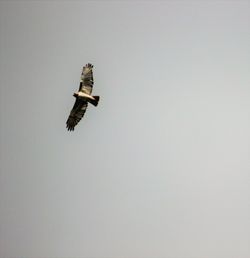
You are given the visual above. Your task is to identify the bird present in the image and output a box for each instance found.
[66,63,100,131]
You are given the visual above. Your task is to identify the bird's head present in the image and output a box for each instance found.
[73,92,78,98]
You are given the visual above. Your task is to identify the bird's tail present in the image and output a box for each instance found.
[88,96,100,106]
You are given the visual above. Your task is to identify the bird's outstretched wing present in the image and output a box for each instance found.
[66,98,88,131]
[79,63,94,95]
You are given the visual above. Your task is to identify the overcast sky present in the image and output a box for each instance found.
[0,1,250,258]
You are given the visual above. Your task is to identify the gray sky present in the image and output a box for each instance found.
[0,1,250,258]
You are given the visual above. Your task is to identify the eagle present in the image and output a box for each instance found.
[66,63,100,131]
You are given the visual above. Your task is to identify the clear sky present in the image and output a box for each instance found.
[0,1,250,258]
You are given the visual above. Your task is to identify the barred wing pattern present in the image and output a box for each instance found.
[66,99,88,131]
[66,63,94,131]
[79,63,94,94]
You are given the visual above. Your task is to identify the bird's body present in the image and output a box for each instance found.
[66,63,100,131]
[74,91,96,100]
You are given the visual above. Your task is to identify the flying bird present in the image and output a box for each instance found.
[66,63,100,131]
